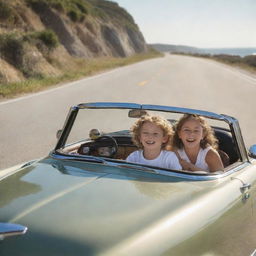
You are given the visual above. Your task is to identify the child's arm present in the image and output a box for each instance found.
[175,150,224,172]
[205,149,224,172]
[179,159,206,172]
[175,151,206,172]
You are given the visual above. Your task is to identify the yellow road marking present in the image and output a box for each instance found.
[138,80,148,86]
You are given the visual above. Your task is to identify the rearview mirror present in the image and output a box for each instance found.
[128,109,148,118]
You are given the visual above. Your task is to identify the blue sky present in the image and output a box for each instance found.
[111,0,256,48]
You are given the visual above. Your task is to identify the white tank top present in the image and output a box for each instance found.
[177,147,212,172]
[126,150,182,170]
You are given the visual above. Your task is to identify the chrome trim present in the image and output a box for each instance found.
[76,102,232,122]
[20,160,37,168]
[52,151,106,163]
[231,118,249,162]
[115,162,250,181]
[55,106,79,150]
[54,102,251,177]
[250,249,256,256]
[78,102,141,109]
[0,160,38,181]
[0,223,27,240]
[51,152,250,181]
[141,104,226,121]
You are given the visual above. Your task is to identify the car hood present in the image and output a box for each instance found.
[0,157,217,255]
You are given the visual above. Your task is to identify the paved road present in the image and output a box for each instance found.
[1,54,256,170]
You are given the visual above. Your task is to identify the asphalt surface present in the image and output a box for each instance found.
[1,54,256,170]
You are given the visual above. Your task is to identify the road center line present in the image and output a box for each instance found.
[138,80,148,86]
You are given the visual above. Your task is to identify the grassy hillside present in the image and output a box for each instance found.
[24,0,137,29]
[0,48,162,98]
[0,0,163,98]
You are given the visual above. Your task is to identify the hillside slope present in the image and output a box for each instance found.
[0,0,148,83]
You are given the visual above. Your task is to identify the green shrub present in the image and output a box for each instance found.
[22,30,59,53]
[91,0,136,29]
[67,10,79,22]
[36,30,59,50]
[74,1,88,14]
[243,55,256,67]
[26,0,48,12]
[172,52,256,71]
[26,0,88,23]
[0,1,13,21]
[51,2,65,12]
[67,2,87,22]
[213,54,242,64]
[0,34,24,68]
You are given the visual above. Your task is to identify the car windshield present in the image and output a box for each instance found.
[64,108,229,145]
[55,106,234,172]
[66,108,136,145]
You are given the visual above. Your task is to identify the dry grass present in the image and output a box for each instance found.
[0,49,163,98]
[172,52,256,75]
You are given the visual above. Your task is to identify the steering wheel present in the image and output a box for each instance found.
[78,136,118,158]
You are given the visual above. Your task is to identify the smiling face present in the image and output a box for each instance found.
[178,119,204,149]
[139,121,168,152]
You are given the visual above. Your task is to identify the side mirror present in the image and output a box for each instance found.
[0,222,27,240]
[249,145,256,158]
[56,129,62,139]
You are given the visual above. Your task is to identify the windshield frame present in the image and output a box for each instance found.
[52,102,249,180]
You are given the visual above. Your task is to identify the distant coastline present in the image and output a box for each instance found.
[201,47,256,57]
[149,44,256,57]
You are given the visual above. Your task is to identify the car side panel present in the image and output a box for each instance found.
[164,163,256,256]
[103,163,256,256]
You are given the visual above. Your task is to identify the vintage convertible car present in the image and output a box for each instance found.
[1,102,256,256]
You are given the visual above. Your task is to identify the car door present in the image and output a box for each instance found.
[166,161,256,256]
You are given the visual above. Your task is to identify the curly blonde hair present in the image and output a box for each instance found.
[131,115,174,150]
[172,114,219,149]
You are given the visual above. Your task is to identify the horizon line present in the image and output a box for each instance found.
[147,43,256,49]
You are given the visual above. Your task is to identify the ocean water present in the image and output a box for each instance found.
[201,48,256,57]
[150,44,256,57]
